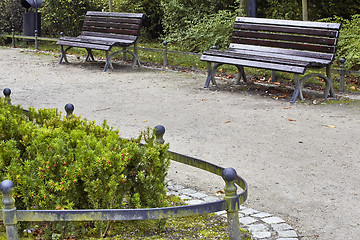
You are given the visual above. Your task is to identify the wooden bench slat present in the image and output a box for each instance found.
[82,26,139,36]
[81,31,137,41]
[234,23,339,38]
[85,16,142,25]
[79,36,134,47]
[204,49,310,67]
[229,44,334,61]
[56,40,111,51]
[83,21,140,31]
[86,11,145,19]
[231,38,336,53]
[200,55,306,74]
[233,30,336,46]
[58,36,116,46]
[227,48,331,67]
[235,17,341,30]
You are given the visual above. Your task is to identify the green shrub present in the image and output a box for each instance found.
[0,99,170,237]
[336,14,360,70]
[0,0,23,34]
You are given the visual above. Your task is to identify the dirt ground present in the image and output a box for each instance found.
[1,47,360,240]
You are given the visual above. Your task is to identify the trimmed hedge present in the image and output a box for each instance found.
[0,99,170,237]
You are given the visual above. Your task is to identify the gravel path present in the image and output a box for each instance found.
[1,47,360,240]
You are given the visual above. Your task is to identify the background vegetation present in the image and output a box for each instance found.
[0,0,359,67]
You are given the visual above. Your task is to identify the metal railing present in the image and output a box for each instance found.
[0,88,248,240]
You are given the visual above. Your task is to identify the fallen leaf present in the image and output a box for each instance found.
[225,120,231,123]
[350,86,356,90]
[144,120,148,122]
[327,125,336,128]
[274,82,281,85]
[283,106,292,109]
[288,119,296,121]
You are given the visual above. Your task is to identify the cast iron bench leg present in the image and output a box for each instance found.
[59,45,70,64]
[204,62,214,88]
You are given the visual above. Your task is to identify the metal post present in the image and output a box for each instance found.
[222,168,241,240]
[340,57,346,93]
[109,0,113,12]
[11,29,15,48]
[248,0,257,17]
[163,41,168,68]
[302,0,308,21]
[122,47,127,62]
[34,30,39,50]
[65,103,74,118]
[3,88,11,105]
[1,180,19,240]
[154,125,165,144]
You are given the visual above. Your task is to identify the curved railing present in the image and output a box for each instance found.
[0,88,248,240]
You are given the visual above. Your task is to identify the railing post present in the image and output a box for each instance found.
[3,88,11,104]
[34,30,39,50]
[65,103,74,118]
[11,29,15,48]
[222,168,241,240]
[163,41,168,68]
[340,57,346,93]
[1,180,19,240]
[154,125,165,144]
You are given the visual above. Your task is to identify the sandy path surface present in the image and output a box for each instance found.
[1,47,360,239]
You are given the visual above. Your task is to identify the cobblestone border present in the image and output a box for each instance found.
[167,181,299,240]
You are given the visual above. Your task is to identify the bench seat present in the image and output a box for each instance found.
[201,17,341,103]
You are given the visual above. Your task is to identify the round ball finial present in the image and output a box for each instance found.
[222,168,237,182]
[163,41,168,46]
[0,180,14,194]
[340,57,346,64]
[154,125,165,144]
[65,103,74,116]
[3,88,11,97]
[211,46,217,49]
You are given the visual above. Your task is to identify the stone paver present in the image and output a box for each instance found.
[167,181,299,240]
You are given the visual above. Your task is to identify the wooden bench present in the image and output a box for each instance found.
[200,17,341,102]
[56,11,145,71]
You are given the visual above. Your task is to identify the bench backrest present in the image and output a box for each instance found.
[81,11,145,42]
[230,17,341,61]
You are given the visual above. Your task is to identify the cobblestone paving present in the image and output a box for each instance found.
[167,181,298,240]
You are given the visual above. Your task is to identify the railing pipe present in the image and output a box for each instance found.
[163,41,168,68]
[1,180,19,240]
[34,30,39,50]
[11,29,15,48]
[340,57,346,93]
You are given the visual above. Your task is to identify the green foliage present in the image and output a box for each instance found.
[0,0,23,34]
[335,15,360,70]
[41,0,104,37]
[161,0,240,52]
[0,99,170,238]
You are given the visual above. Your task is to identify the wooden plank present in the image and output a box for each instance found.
[79,36,134,47]
[59,36,115,46]
[81,31,137,41]
[56,40,111,51]
[235,17,341,30]
[232,30,336,46]
[82,26,138,36]
[204,49,310,67]
[83,21,140,30]
[229,43,334,61]
[233,23,339,38]
[85,16,142,25]
[231,38,336,53]
[225,48,331,67]
[200,55,306,74]
[86,11,144,19]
